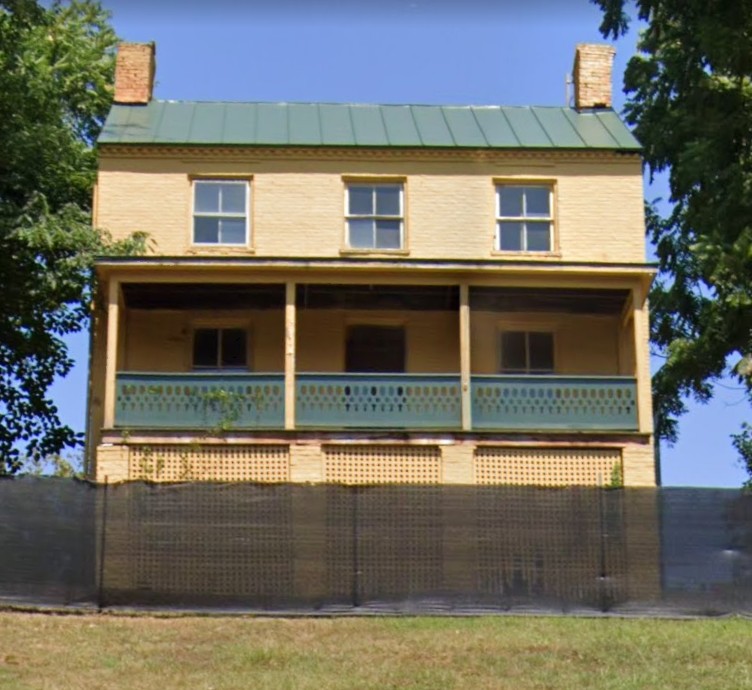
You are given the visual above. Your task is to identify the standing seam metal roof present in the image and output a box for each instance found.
[97,100,641,150]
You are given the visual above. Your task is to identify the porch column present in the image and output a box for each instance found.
[285,281,297,430]
[102,278,121,429]
[631,283,653,434]
[459,283,472,431]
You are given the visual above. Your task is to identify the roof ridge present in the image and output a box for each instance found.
[149,98,612,111]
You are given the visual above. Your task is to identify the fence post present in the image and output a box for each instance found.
[97,476,110,612]
[352,486,360,608]
[598,483,611,612]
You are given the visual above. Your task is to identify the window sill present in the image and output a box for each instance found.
[339,248,410,257]
[187,245,256,255]
[490,251,562,260]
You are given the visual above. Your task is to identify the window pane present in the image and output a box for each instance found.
[221,329,247,367]
[348,219,374,248]
[220,183,246,213]
[194,217,219,243]
[501,332,527,372]
[193,329,218,367]
[194,183,220,213]
[219,218,246,244]
[499,222,523,251]
[525,187,550,217]
[529,332,554,372]
[348,186,373,215]
[498,187,523,217]
[375,220,402,249]
[375,186,401,216]
[526,222,551,251]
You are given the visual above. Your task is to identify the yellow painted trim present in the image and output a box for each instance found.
[459,283,472,431]
[99,144,642,164]
[492,177,558,255]
[188,318,255,371]
[187,176,255,252]
[341,176,409,254]
[96,260,656,288]
[631,283,653,434]
[103,279,120,429]
[285,282,296,430]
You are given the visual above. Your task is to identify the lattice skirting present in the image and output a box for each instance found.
[474,447,622,487]
[128,444,291,482]
[323,445,441,484]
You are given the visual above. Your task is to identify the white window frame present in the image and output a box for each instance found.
[345,183,404,250]
[191,326,251,371]
[498,330,555,375]
[495,184,554,252]
[192,179,250,246]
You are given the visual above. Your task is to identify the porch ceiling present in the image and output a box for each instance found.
[122,283,285,309]
[297,285,459,311]
[121,283,629,313]
[469,287,629,314]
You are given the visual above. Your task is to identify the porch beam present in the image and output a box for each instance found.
[631,283,653,434]
[285,281,297,430]
[102,278,121,429]
[459,283,472,431]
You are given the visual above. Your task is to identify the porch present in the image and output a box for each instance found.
[102,280,645,434]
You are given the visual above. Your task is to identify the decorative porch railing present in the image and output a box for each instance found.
[296,374,462,429]
[114,373,638,432]
[115,373,285,429]
[471,375,638,431]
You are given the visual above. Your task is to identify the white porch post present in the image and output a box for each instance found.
[102,278,121,429]
[631,283,653,434]
[285,281,297,430]
[459,283,472,431]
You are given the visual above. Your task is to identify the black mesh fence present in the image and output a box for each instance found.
[0,477,751,615]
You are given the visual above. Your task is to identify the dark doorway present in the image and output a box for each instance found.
[345,325,406,373]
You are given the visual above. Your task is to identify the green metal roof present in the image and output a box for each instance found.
[98,100,641,151]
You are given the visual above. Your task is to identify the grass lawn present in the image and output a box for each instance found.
[0,612,750,689]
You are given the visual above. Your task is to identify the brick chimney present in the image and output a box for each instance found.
[113,42,156,105]
[572,43,616,110]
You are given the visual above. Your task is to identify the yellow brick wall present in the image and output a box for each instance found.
[117,307,629,376]
[297,308,458,372]
[96,152,646,263]
[470,311,621,375]
[124,309,285,372]
[622,441,656,487]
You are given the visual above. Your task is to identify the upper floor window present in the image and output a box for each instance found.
[346,184,403,250]
[499,331,554,374]
[193,180,249,245]
[193,328,248,370]
[496,185,552,252]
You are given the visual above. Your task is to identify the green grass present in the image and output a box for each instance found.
[0,612,750,689]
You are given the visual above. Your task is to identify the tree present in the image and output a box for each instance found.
[0,1,144,474]
[592,0,752,482]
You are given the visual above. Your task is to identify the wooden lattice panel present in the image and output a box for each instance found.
[323,445,441,484]
[128,444,290,482]
[474,447,622,487]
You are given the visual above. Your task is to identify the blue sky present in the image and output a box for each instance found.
[50,0,749,487]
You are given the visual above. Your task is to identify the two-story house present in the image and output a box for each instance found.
[87,42,655,487]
